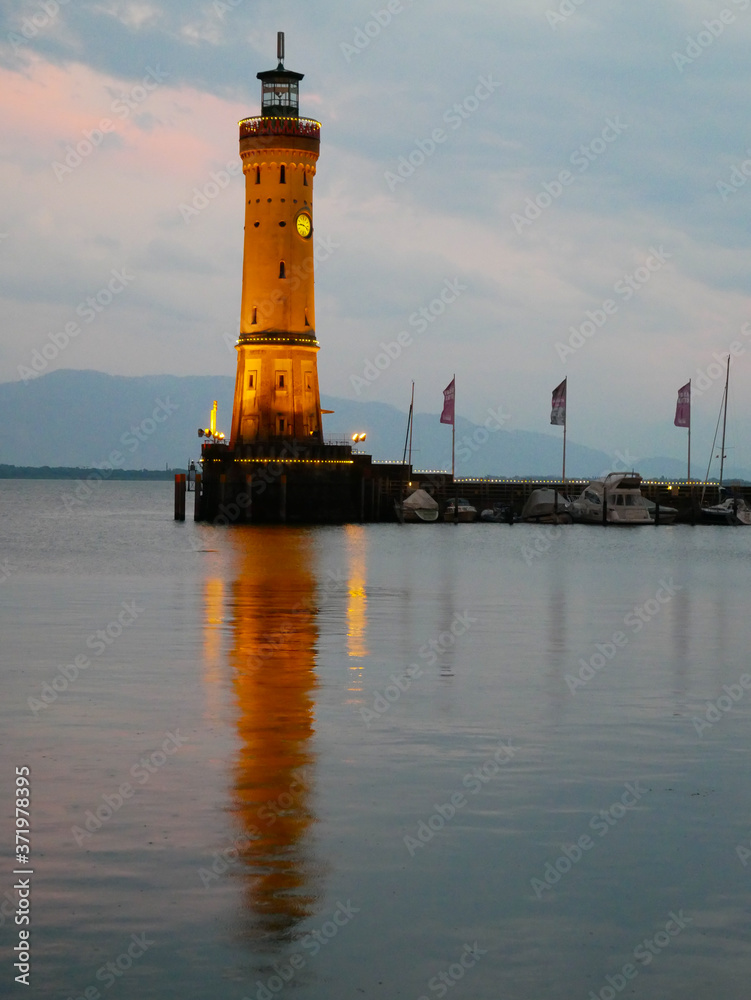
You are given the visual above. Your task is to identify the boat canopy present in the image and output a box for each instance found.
[402,489,439,511]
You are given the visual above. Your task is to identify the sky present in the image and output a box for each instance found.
[2,0,751,469]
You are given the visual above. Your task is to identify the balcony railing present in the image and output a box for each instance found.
[239,116,320,140]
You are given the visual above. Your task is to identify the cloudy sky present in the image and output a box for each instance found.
[2,0,751,468]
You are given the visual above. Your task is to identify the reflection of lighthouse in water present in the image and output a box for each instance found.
[225,527,321,945]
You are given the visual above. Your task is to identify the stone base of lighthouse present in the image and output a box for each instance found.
[195,441,408,524]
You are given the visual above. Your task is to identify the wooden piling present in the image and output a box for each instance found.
[174,474,186,521]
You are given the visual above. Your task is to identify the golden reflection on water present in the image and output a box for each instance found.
[224,527,321,945]
[202,574,225,724]
[344,525,368,690]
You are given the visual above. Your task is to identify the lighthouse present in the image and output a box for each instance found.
[194,35,406,524]
[229,32,323,446]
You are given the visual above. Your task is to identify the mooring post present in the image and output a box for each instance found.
[174,474,186,521]
[193,473,202,521]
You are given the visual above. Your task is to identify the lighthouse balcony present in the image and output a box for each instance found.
[239,116,320,140]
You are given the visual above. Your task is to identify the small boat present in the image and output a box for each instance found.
[443,498,478,522]
[521,488,572,524]
[569,472,652,525]
[480,502,514,523]
[699,357,751,525]
[398,488,439,523]
[699,493,751,526]
[641,497,679,525]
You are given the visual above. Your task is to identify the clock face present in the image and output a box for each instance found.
[296,212,312,239]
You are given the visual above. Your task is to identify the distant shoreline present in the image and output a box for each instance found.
[0,465,181,480]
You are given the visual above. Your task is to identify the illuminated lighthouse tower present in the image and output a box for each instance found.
[229,32,323,446]
[195,35,396,524]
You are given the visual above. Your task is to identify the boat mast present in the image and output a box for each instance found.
[408,381,414,466]
[719,355,730,499]
[402,381,414,466]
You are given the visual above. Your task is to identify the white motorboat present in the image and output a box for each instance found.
[443,498,478,522]
[521,488,572,524]
[569,472,652,525]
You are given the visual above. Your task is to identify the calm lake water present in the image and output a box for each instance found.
[2,480,751,999]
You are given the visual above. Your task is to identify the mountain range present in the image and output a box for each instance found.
[0,370,733,479]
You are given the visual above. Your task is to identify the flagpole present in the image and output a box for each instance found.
[687,379,691,483]
[452,375,458,524]
[562,378,567,483]
[451,375,456,480]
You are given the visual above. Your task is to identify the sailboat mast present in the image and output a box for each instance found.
[402,381,414,466]
[408,381,414,466]
[719,355,730,496]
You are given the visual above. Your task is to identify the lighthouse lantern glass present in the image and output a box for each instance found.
[261,78,299,116]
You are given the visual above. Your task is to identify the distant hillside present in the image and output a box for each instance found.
[0,370,733,478]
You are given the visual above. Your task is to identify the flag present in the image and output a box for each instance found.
[440,378,455,425]
[550,379,566,426]
[674,381,690,428]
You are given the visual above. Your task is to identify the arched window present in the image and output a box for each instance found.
[279,261,286,278]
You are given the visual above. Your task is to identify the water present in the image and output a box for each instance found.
[2,481,751,999]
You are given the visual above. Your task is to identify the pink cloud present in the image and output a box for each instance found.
[1,54,250,181]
